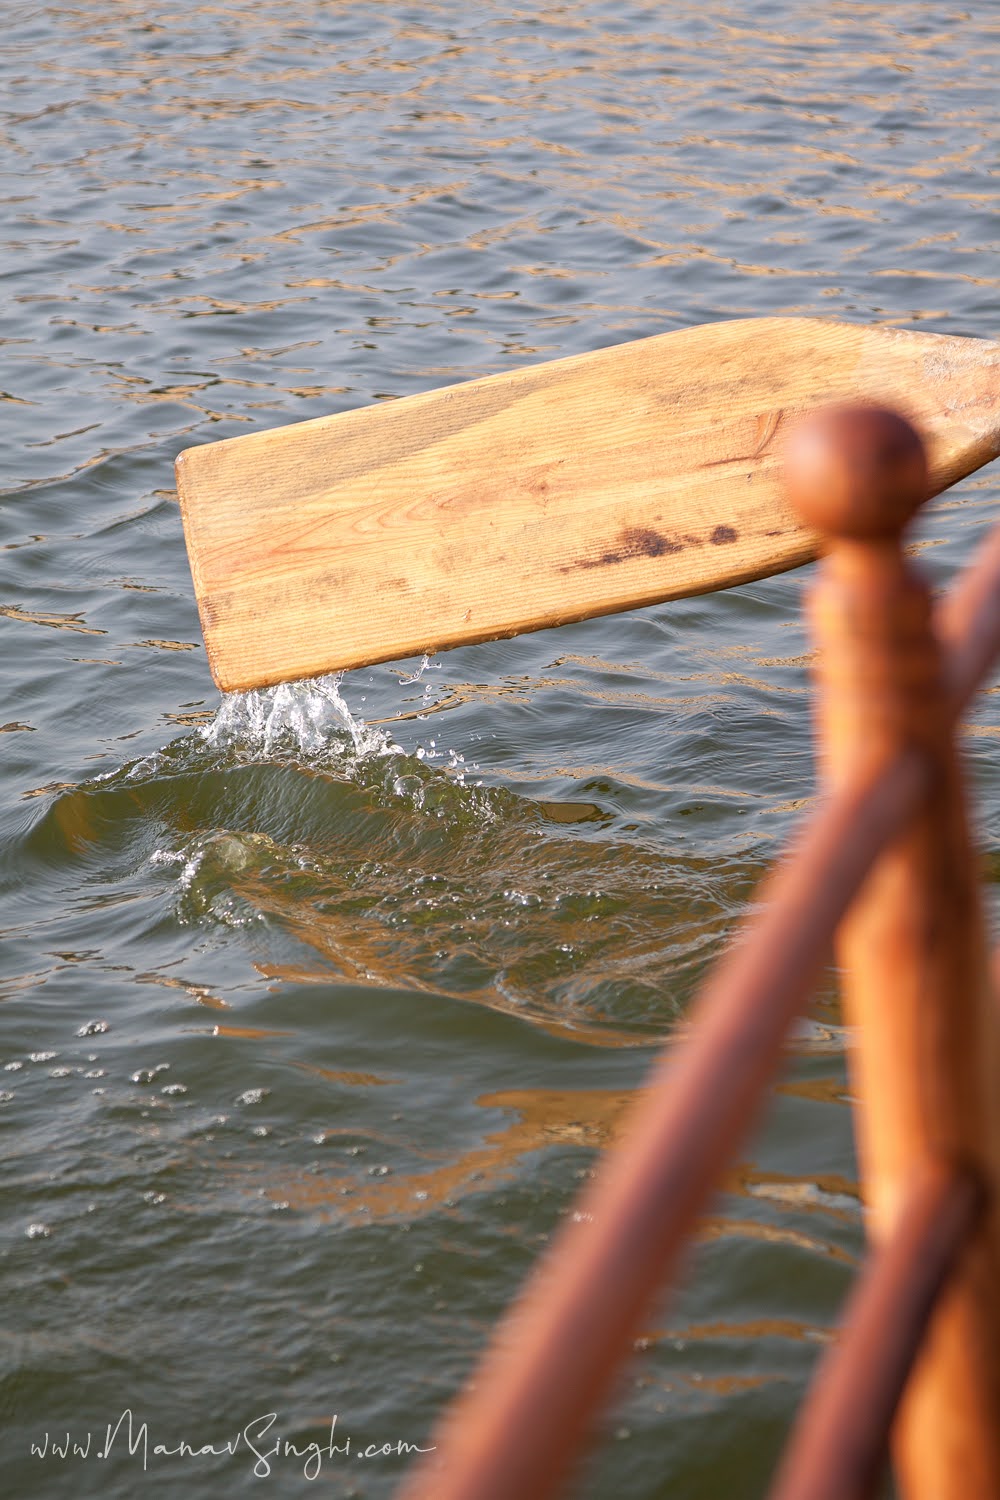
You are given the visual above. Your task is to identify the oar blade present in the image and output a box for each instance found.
[175,318,999,691]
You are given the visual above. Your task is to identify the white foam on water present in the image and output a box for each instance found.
[200,672,400,762]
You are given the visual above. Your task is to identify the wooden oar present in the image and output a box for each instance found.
[175,318,999,692]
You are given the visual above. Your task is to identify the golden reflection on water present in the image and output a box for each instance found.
[252,1085,636,1219]
[212,1023,295,1040]
[648,1317,834,1348]
[232,1074,859,1267]
[259,926,668,1042]
[290,1058,399,1089]
[652,1371,788,1399]
[250,876,719,1046]
[696,1216,856,1266]
[135,969,229,1011]
[0,605,106,635]
[738,1166,858,1217]
[777,1074,855,1108]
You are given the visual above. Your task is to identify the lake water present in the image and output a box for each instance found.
[2,3,998,1496]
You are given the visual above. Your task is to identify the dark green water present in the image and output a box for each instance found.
[1,3,998,1496]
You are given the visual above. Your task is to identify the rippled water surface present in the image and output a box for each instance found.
[2,3,998,1496]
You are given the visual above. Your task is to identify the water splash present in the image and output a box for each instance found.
[397,653,442,688]
[200,673,400,763]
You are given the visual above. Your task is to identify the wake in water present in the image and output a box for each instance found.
[15,664,760,1040]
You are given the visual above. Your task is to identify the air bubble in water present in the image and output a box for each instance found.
[76,1020,110,1037]
[131,1065,169,1084]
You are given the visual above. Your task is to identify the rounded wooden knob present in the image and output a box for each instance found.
[784,405,928,540]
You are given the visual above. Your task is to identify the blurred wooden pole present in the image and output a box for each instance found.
[769,1161,985,1500]
[786,406,1000,1497]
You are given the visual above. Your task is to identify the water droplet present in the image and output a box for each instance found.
[26,1223,51,1240]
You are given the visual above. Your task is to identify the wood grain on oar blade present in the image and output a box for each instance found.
[175,318,1000,691]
